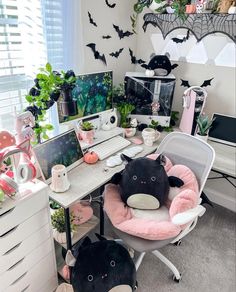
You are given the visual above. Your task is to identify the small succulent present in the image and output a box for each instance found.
[80,121,94,131]
[196,114,214,136]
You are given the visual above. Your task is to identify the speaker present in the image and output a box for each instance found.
[101,109,118,131]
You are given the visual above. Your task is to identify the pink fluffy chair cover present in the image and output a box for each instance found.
[104,155,199,241]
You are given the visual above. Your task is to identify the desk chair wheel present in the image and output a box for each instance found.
[173,273,182,283]
[173,240,182,246]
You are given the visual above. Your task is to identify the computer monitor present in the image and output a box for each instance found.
[33,129,84,183]
[57,70,113,123]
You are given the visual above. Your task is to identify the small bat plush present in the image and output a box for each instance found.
[129,48,145,64]
[88,11,97,27]
[102,35,112,39]
[180,78,214,88]
[113,24,133,39]
[109,48,124,58]
[171,30,190,44]
[86,43,107,65]
[105,0,116,8]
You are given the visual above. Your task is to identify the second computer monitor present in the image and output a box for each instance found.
[57,70,113,123]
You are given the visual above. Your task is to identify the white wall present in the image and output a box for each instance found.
[80,0,137,84]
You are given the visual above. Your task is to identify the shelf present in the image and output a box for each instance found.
[143,13,236,43]
[60,215,99,250]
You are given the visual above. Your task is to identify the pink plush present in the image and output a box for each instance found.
[104,155,200,241]
[70,203,93,225]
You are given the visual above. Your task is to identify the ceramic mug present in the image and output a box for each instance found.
[142,128,160,147]
[50,164,70,193]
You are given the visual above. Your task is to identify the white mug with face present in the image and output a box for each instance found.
[50,164,70,193]
[142,128,161,146]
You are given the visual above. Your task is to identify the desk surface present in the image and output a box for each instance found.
[49,131,236,208]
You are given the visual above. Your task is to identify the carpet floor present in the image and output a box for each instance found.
[99,203,236,292]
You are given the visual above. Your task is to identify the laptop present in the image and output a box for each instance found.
[208,113,236,147]
[33,129,84,183]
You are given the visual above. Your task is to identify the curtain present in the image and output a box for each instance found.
[0,0,83,132]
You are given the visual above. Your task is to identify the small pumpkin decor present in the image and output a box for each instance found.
[83,151,99,164]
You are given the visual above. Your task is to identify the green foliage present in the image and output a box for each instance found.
[51,208,75,233]
[49,199,61,210]
[80,121,94,131]
[117,103,135,126]
[196,114,214,136]
[171,0,188,21]
[148,119,159,129]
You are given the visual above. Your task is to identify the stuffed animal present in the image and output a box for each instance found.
[111,154,183,210]
[142,53,178,77]
[65,235,137,292]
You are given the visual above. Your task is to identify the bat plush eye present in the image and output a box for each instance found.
[151,176,156,182]
[87,275,93,282]
[110,260,116,267]
[132,175,137,180]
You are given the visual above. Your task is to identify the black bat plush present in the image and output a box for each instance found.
[172,30,190,44]
[109,48,124,58]
[105,0,116,8]
[102,35,112,39]
[180,78,214,88]
[129,48,145,64]
[86,43,107,65]
[113,24,133,39]
[88,12,97,27]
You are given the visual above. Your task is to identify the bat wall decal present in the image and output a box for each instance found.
[180,78,214,88]
[105,0,116,8]
[109,48,124,58]
[88,12,97,27]
[86,43,107,65]
[171,30,190,44]
[102,35,112,39]
[129,48,145,65]
[113,24,133,39]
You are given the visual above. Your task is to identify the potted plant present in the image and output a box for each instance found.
[196,114,215,142]
[121,120,137,138]
[79,121,95,144]
[49,199,61,215]
[112,83,125,105]
[51,207,75,244]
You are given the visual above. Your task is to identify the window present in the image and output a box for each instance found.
[0,0,80,131]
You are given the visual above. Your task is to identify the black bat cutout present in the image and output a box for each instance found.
[113,24,133,39]
[105,0,116,8]
[180,78,214,88]
[88,12,97,27]
[171,30,190,44]
[129,48,145,65]
[102,35,112,39]
[109,48,124,58]
[86,43,107,65]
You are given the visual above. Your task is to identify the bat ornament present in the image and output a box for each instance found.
[109,48,124,58]
[113,24,133,39]
[86,43,107,65]
[129,48,145,65]
[88,12,97,27]
[105,0,116,8]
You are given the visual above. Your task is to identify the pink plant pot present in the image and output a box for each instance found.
[80,130,94,144]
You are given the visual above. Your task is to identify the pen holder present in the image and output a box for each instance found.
[50,164,70,193]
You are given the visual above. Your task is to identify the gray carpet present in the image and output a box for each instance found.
[94,203,236,292]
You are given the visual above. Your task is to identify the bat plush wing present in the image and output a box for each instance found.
[180,79,191,88]
[105,0,116,8]
[113,24,133,39]
[88,12,97,27]
[109,48,123,58]
[200,78,214,87]
[86,43,107,65]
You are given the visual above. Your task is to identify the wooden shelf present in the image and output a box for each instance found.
[143,13,236,43]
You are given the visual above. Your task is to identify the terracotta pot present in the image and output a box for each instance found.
[186,4,196,13]
[80,129,94,144]
[53,229,74,244]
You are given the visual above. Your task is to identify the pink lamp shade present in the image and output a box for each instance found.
[70,202,93,225]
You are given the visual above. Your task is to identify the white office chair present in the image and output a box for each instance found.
[104,132,215,282]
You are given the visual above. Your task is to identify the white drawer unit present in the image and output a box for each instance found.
[0,180,58,292]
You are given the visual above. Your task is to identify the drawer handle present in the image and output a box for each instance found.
[7,256,25,271]
[0,225,19,238]
[21,284,30,292]
[10,271,28,286]
[4,242,22,255]
[0,207,15,218]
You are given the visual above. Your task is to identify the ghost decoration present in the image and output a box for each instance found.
[50,164,70,192]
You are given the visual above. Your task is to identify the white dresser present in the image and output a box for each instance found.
[0,180,58,292]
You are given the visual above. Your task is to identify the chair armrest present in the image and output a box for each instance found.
[171,205,206,225]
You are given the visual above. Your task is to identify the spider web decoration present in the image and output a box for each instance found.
[143,13,236,43]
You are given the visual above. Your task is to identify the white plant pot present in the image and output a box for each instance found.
[53,229,74,244]
[124,127,136,138]
[149,1,167,12]
[195,133,208,142]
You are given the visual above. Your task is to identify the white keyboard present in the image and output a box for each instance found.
[90,135,131,160]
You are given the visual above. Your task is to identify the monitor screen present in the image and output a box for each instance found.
[208,113,236,146]
[33,129,84,183]
[57,71,113,123]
